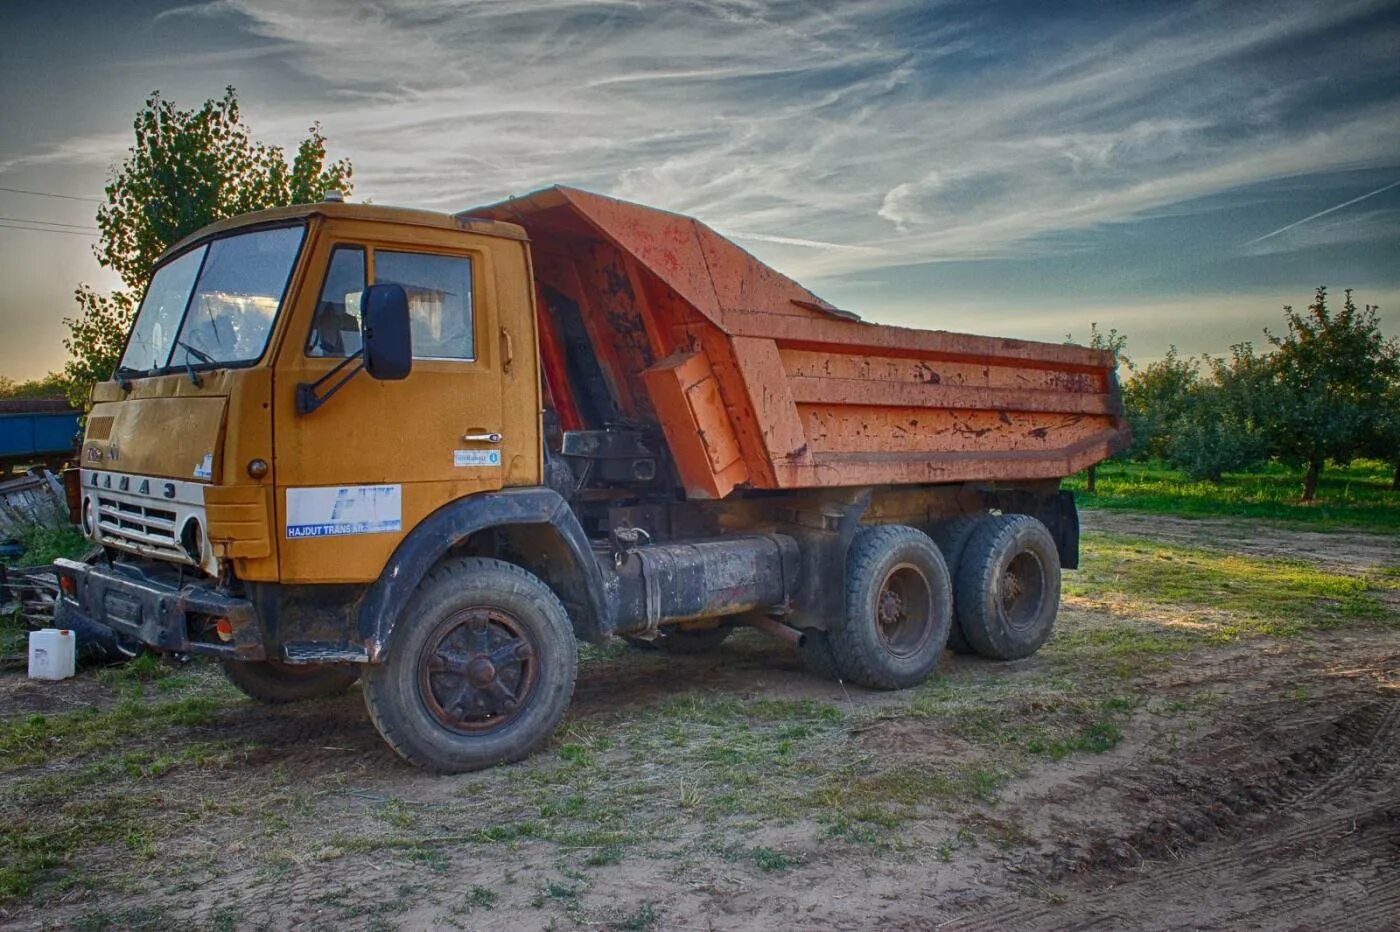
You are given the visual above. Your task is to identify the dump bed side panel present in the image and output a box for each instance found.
[469,188,1129,498]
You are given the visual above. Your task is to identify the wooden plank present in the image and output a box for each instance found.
[788,376,1114,416]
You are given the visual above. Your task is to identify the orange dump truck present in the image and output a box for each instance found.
[55,187,1129,771]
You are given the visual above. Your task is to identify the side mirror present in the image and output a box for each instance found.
[362,283,412,380]
[296,283,412,415]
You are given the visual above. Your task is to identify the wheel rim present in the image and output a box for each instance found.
[417,608,538,734]
[874,562,936,657]
[1001,550,1047,631]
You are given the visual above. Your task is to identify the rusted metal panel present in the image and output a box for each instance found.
[203,483,273,560]
[788,377,1115,416]
[731,312,1112,370]
[640,352,748,499]
[534,291,584,432]
[799,406,1103,454]
[778,349,1104,394]
[469,186,1130,498]
[730,337,811,465]
[553,188,725,325]
[690,220,839,326]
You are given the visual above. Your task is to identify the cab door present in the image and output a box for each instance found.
[273,223,507,583]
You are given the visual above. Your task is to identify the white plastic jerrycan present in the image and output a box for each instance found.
[28,628,76,681]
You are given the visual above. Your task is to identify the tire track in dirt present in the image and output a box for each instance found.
[943,696,1400,931]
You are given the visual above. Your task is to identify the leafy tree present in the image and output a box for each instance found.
[62,87,352,406]
[1121,346,1199,460]
[1367,370,1400,491]
[62,287,136,406]
[1262,287,1398,502]
[0,371,72,401]
[1165,343,1274,482]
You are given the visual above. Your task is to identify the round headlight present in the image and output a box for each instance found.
[81,496,96,537]
[180,518,204,565]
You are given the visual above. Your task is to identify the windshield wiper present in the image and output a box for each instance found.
[175,340,214,387]
[177,340,216,365]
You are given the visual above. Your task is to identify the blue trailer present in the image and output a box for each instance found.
[0,397,81,474]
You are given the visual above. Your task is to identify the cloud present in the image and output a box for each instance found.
[9,0,1400,283]
[0,131,131,174]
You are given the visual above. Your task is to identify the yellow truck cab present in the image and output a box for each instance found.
[55,190,1128,772]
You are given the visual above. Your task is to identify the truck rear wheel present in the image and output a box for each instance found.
[362,558,577,773]
[930,514,984,654]
[954,514,1061,660]
[829,525,953,690]
[220,660,359,704]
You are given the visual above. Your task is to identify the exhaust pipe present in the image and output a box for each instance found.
[744,614,806,649]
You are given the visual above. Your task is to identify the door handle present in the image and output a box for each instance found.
[463,432,503,443]
[500,326,514,375]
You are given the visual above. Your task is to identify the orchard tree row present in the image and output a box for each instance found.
[1080,289,1399,500]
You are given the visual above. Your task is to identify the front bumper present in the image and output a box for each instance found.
[52,557,265,660]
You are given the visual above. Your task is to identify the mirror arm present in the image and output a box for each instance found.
[296,349,365,415]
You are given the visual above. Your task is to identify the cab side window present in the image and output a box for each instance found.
[306,246,366,357]
[374,250,475,360]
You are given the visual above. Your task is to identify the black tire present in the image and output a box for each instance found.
[220,659,359,704]
[930,514,985,654]
[954,514,1061,660]
[362,558,577,773]
[828,525,953,690]
[798,629,842,681]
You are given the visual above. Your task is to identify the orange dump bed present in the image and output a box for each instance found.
[471,187,1130,500]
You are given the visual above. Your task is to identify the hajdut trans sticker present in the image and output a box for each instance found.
[193,453,213,480]
[286,485,402,539]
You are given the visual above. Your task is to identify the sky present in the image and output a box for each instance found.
[1,0,1398,381]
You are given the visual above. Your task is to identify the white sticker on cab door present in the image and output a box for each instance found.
[454,449,502,467]
[286,485,402,538]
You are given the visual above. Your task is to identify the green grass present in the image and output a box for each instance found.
[2,521,90,566]
[1065,459,1400,531]
[6,514,1392,915]
[0,691,231,771]
[1,736,247,901]
[1065,531,1398,639]
[1,611,26,657]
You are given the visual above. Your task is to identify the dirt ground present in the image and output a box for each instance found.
[2,510,1398,931]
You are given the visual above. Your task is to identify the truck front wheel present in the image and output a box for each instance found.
[220,660,359,704]
[829,525,953,690]
[362,558,578,773]
[954,514,1061,660]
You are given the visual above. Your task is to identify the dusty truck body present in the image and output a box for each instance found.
[55,187,1128,771]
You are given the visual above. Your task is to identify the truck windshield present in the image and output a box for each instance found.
[118,224,306,374]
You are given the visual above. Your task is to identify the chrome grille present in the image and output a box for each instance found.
[96,495,190,564]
